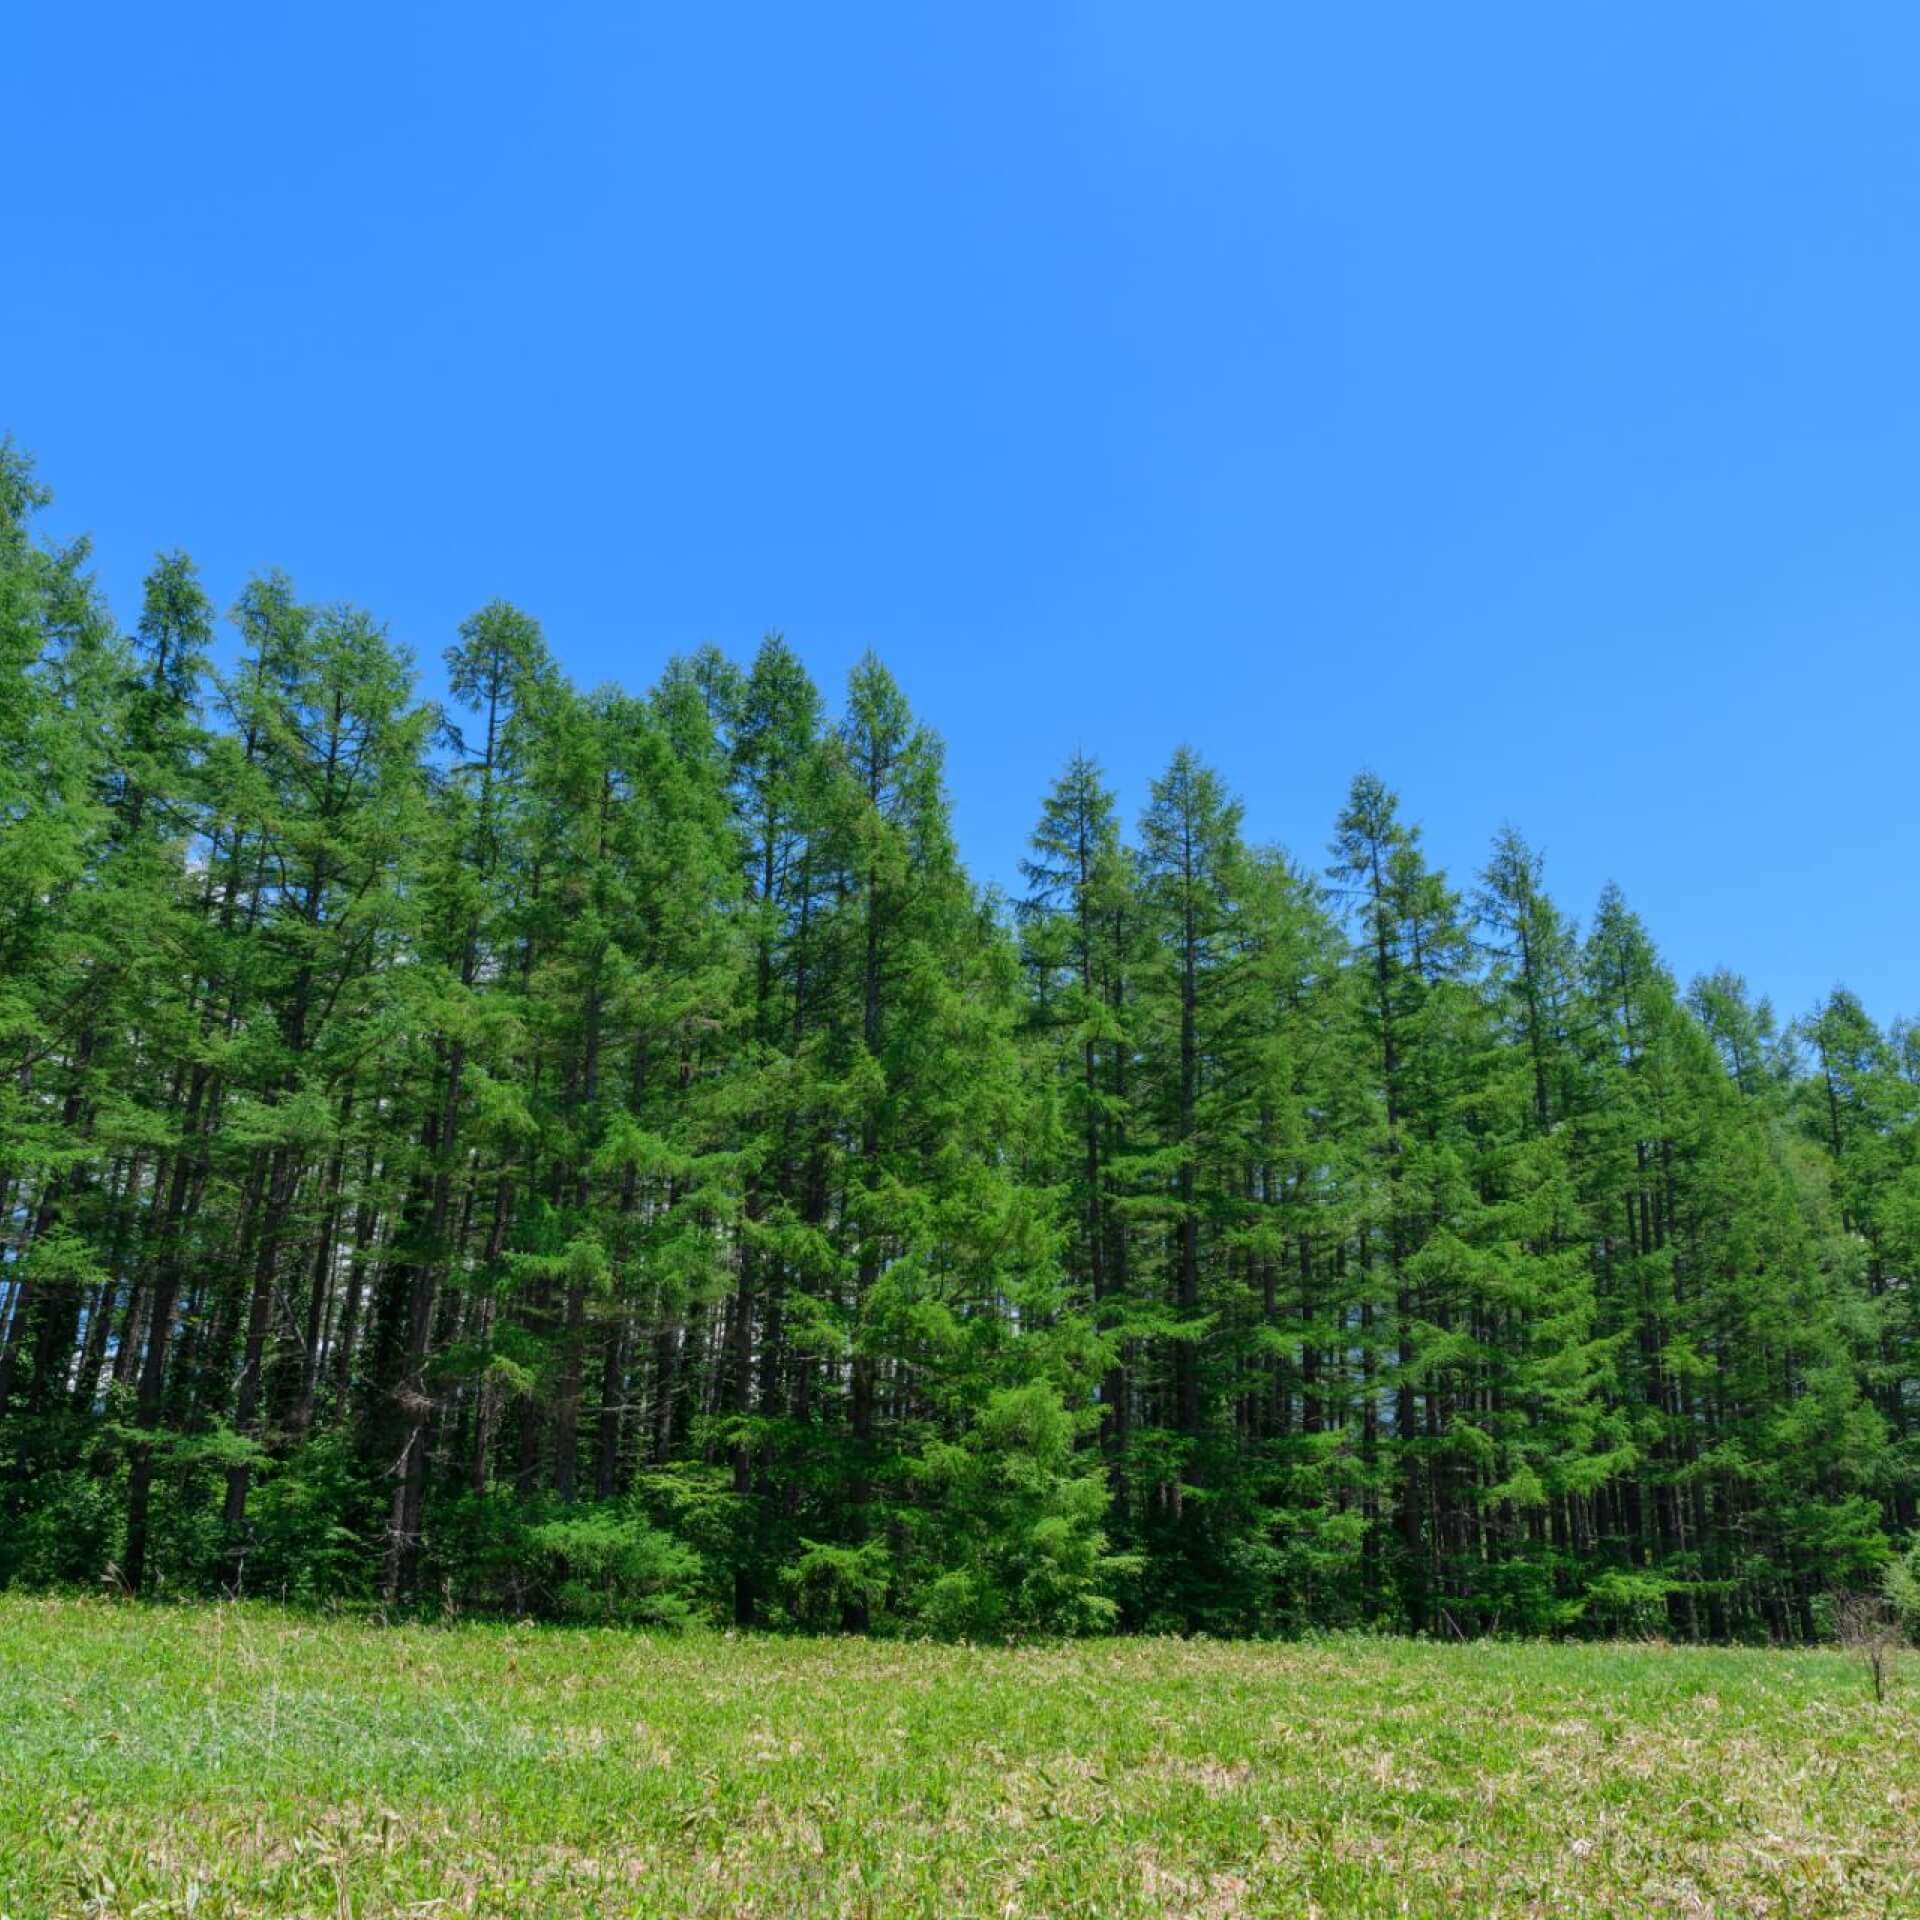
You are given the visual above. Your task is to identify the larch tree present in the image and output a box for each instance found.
[0,433,1913,1639]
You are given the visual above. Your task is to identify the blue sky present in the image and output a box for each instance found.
[8,3,1917,1025]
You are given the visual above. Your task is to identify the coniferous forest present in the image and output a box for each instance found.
[2,437,1914,1642]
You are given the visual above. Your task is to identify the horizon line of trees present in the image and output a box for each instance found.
[2,435,1915,1640]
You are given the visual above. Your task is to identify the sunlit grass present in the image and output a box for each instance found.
[2,1596,1915,1917]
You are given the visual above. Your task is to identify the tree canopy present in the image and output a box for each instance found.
[1,436,1913,1640]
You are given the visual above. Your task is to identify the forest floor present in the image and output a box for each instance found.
[2,1597,1917,1918]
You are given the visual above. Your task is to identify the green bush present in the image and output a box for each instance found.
[424,1488,705,1624]
[907,1380,1133,1640]
[1885,1537,1920,1637]
[526,1503,704,1625]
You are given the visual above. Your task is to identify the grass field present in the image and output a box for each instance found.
[2,1598,1916,1918]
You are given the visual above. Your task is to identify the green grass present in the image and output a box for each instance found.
[2,1598,1916,1917]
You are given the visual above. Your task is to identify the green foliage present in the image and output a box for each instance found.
[423,1491,705,1626]
[782,1541,895,1630]
[1886,1539,1920,1637]
[240,1432,379,1605]
[0,433,1913,1645]
[909,1380,1135,1639]
[524,1504,704,1626]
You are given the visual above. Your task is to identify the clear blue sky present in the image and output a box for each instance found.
[8,4,1917,1026]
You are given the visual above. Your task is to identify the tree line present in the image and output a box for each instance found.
[2,436,1914,1639]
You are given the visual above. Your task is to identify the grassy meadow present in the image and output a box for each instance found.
[2,1597,1916,1918]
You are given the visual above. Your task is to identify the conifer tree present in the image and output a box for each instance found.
[1020,754,1136,1504]
[1,433,1914,1637]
